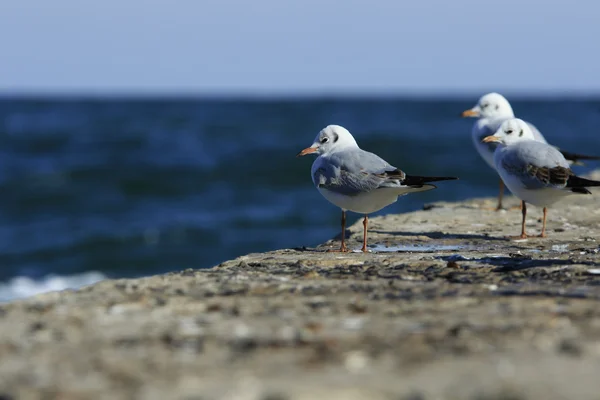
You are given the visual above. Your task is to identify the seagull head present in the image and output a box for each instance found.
[482,118,535,146]
[296,125,359,157]
[461,92,514,119]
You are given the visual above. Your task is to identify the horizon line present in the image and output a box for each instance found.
[2,88,600,100]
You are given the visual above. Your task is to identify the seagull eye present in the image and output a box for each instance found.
[481,103,488,108]
[506,129,513,135]
[519,129,524,137]
[495,105,499,110]
[320,137,329,144]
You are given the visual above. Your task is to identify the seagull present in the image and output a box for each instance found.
[297,125,458,252]
[462,92,600,210]
[482,118,600,239]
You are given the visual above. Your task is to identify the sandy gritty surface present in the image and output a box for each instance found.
[2,185,600,399]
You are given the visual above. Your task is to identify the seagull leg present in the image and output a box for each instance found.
[340,211,349,251]
[518,201,528,239]
[508,201,528,239]
[328,210,349,252]
[538,207,548,238]
[496,178,505,211]
[361,215,369,252]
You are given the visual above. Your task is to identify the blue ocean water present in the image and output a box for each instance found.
[1,97,600,300]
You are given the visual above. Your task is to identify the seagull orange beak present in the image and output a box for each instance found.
[461,109,479,117]
[296,147,318,157]
[482,135,500,143]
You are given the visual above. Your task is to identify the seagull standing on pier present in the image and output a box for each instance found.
[297,125,458,252]
[462,92,600,210]
[483,118,600,239]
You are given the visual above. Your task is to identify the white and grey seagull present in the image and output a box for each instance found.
[462,92,600,210]
[483,118,600,239]
[297,124,458,252]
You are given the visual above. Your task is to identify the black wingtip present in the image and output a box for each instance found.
[560,149,600,163]
[403,175,459,186]
[567,175,600,191]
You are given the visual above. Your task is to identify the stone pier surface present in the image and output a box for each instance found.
[2,188,600,399]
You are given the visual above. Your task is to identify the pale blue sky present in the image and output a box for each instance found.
[2,0,599,95]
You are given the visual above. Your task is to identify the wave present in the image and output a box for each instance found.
[0,271,107,303]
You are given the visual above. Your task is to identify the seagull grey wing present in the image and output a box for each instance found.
[501,141,572,190]
[312,150,397,196]
[518,140,570,169]
[312,162,384,196]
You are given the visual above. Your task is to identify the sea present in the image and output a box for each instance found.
[1,96,600,301]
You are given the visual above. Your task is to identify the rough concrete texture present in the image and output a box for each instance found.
[2,180,600,399]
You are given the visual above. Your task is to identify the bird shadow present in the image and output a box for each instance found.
[291,229,351,252]
[369,229,507,242]
[437,254,599,272]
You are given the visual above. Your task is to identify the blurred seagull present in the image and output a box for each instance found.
[462,92,600,210]
[483,118,600,239]
[297,125,458,252]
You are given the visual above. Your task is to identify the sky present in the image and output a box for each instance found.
[1,0,600,95]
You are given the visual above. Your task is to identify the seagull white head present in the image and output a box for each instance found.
[296,125,359,157]
[462,92,514,119]
[482,118,535,146]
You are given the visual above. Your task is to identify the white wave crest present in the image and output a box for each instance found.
[0,271,107,302]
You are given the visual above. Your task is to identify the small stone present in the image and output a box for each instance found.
[557,338,582,356]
